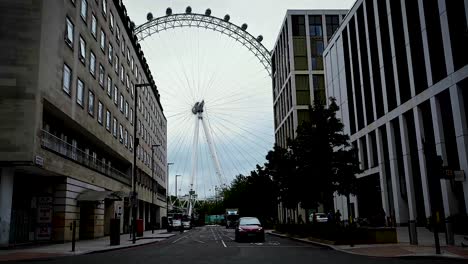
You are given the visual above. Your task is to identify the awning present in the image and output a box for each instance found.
[77,190,125,201]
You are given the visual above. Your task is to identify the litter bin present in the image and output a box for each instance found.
[110,218,120,246]
[136,219,144,237]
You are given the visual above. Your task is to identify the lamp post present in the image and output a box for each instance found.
[132,83,151,244]
[167,163,174,212]
[151,144,161,234]
[175,175,182,198]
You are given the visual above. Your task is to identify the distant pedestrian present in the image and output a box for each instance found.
[335,210,342,225]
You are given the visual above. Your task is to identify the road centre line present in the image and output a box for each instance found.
[221,239,227,248]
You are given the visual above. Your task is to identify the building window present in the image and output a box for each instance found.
[91,14,97,39]
[109,11,114,31]
[130,135,133,151]
[131,57,134,71]
[124,129,128,147]
[99,64,105,87]
[138,96,141,110]
[121,38,125,54]
[135,65,138,79]
[100,28,106,52]
[89,51,96,76]
[77,78,84,106]
[311,39,324,70]
[309,15,323,37]
[116,26,121,44]
[107,76,112,97]
[127,48,130,63]
[292,15,306,36]
[131,82,134,98]
[108,43,113,63]
[119,124,123,143]
[126,74,129,90]
[113,117,117,137]
[119,93,124,112]
[63,64,72,95]
[114,55,119,73]
[79,36,86,64]
[106,110,111,130]
[125,101,129,118]
[130,108,133,124]
[114,86,118,105]
[65,17,74,48]
[326,15,340,40]
[120,64,124,82]
[80,0,87,21]
[102,0,107,16]
[88,90,95,116]
[98,101,103,124]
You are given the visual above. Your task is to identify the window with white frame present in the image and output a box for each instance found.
[130,108,133,124]
[116,26,121,44]
[120,64,124,82]
[107,76,112,97]
[108,43,113,63]
[119,124,123,143]
[79,36,86,63]
[113,117,117,137]
[121,39,125,54]
[63,64,72,94]
[88,90,94,116]
[77,79,84,106]
[125,101,128,118]
[106,110,111,131]
[135,65,138,79]
[114,86,118,105]
[114,55,119,73]
[80,0,87,21]
[126,74,129,90]
[98,101,103,124]
[89,51,96,76]
[127,48,130,63]
[102,0,107,16]
[124,129,128,147]
[119,93,124,112]
[130,135,133,151]
[99,64,105,87]
[131,82,134,98]
[100,28,106,51]
[65,17,74,47]
[110,11,114,30]
[91,13,97,38]
[131,57,134,72]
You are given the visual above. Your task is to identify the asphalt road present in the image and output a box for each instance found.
[13,226,467,264]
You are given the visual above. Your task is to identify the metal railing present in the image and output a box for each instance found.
[40,130,131,185]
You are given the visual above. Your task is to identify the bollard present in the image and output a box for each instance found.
[70,220,76,252]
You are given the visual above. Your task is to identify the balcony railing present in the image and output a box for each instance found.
[40,130,131,185]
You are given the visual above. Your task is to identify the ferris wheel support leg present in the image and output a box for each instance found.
[190,116,200,193]
[200,114,224,186]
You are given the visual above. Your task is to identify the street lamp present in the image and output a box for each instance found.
[167,162,174,212]
[132,83,151,244]
[175,174,182,198]
[151,144,161,234]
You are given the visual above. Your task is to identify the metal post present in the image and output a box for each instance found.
[151,144,160,234]
[167,163,174,212]
[71,220,76,252]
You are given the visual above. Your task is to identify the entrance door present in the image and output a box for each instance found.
[79,202,95,239]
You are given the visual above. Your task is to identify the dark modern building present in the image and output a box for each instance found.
[271,10,348,223]
[324,0,468,243]
[0,0,167,246]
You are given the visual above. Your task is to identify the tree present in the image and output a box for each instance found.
[290,98,360,214]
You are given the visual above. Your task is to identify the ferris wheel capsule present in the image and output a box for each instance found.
[186,6,192,14]
[224,14,230,22]
[241,23,248,31]
[146,12,153,21]
[166,8,172,16]
[205,9,212,16]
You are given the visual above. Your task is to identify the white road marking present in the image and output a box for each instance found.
[172,236,188,244]
[221,239,227,248]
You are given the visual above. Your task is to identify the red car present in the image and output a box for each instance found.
[235,217,265,242]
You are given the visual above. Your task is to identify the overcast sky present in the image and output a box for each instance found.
[123,0,356,198]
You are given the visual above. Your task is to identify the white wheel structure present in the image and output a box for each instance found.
[135,7,274,215]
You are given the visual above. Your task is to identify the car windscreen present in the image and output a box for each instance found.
[239,218,261,225]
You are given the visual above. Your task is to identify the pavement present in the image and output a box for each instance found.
[267,226,468,259]
[0,229,174,262]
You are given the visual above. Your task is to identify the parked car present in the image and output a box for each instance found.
[235,217,264,242]
[309,212,328,223]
